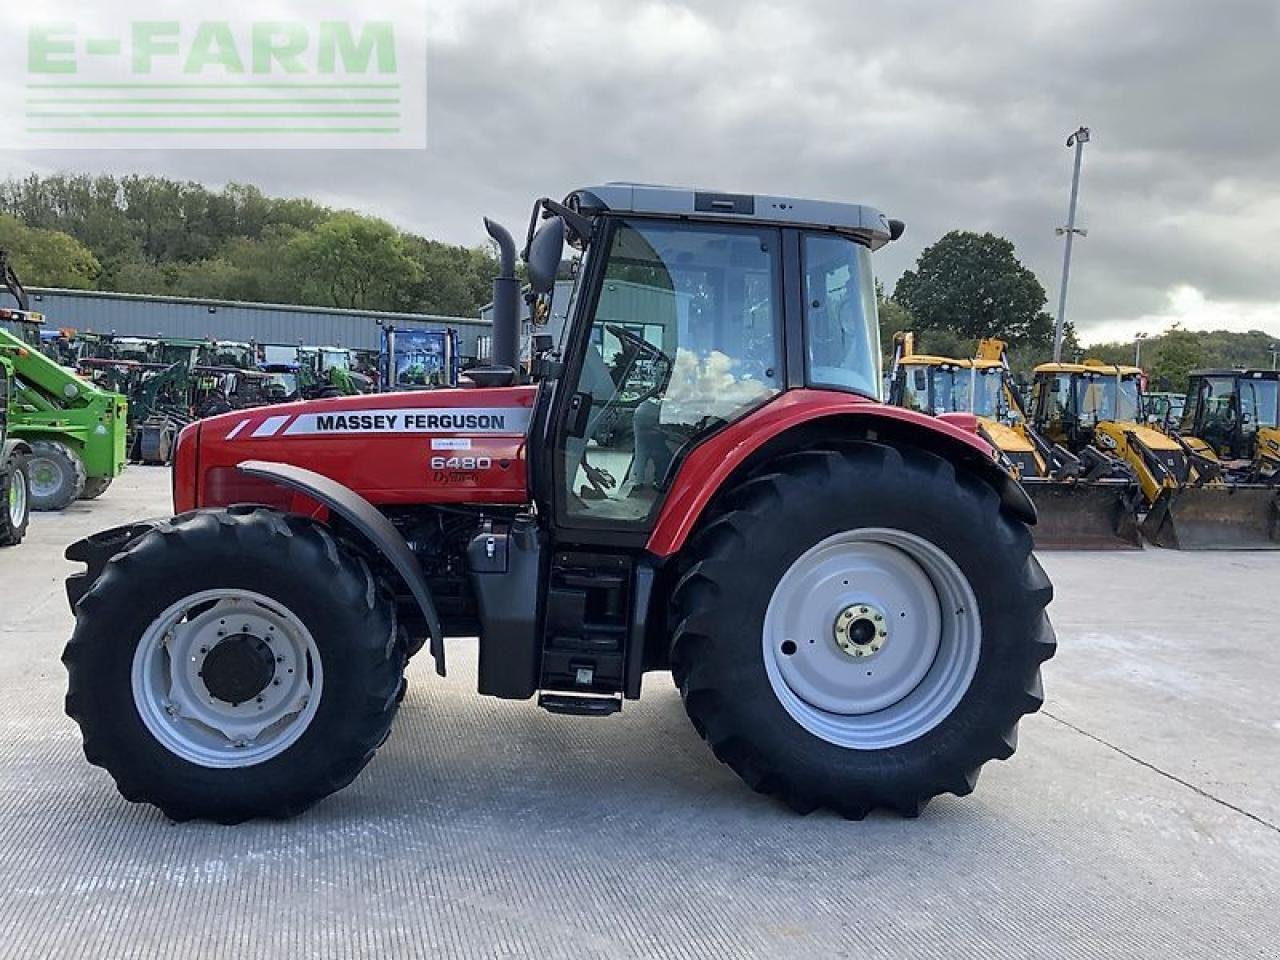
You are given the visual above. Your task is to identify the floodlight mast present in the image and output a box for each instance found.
[1053,126,1091,362]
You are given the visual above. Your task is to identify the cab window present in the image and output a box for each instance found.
[559,219,783,525]
[803,235,880,398]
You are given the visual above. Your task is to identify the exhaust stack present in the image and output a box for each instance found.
[484,218,520,372]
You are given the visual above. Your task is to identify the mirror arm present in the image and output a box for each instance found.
[538,199,594,249]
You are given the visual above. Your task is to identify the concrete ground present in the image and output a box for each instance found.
[0,466,1276,959]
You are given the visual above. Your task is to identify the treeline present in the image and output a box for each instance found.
[0,174,498,316]
[1085,327,1278,392]
[878,229,1278,391]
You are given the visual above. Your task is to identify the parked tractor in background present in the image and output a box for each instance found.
[1030,361,1278,549]
[887,334,1138,548]
[62,184,1055,824]
[0,253,128,509]
[378,325,459,391]
[0,354,31,546]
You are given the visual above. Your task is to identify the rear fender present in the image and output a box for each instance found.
[237,460,445,674]
[646,392,1036,558]
[2,438,32,461]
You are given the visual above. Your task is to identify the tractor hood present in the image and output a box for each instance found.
[176,386,536,513]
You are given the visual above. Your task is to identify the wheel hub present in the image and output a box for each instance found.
[763,529,982,749]
[28,459,61,497]
[131,591,322,769]
[200,634,277,705]
[834,604,888,658]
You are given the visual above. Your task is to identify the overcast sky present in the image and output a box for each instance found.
[2,0,1278,345]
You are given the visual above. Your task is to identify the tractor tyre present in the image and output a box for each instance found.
[79,475,114,501]
[27,440,87,511]
[671,442,1055,819]
[63,507,407,823]
[0,454,30,546]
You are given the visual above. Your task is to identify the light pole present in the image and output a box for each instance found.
[1053,126,1091,362]
[1270,343,1278,371]
[1134,332,1148,367]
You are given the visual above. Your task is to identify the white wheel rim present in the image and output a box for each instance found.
[8,468,26,527]
[763,528,981,750]
[131,589,324,768]
[27,456,63,499]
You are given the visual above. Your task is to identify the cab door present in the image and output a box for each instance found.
[544,216,786,546]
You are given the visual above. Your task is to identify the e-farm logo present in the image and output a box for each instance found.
[15,6,426,149]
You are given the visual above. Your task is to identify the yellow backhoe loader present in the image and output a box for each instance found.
[1177,369,1280,484]
[888,335,1139,548]
[1030,361,1278,550]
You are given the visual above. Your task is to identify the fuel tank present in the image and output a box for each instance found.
[180,386,535,511]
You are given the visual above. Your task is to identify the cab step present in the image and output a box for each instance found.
[537,693,622,717]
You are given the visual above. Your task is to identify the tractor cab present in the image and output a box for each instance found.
[521,185,894,536]
[0,249,46,350]
[1180,369,1280,465]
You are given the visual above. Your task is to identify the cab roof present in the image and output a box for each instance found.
[1034,360,1143,377]
[1188,368,1280,380]
[565,182,897,250]
[900,356,1003,371]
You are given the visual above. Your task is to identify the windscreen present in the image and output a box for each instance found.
[1075,373,1140,423]
[1241,378,1279,428]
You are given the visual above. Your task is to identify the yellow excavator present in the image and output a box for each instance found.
[887,335,1140,548]
[1029,360,1279,549]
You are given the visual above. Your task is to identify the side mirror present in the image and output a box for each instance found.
[526,217,565,296]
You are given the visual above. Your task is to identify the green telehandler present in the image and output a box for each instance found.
[0,251,128,509]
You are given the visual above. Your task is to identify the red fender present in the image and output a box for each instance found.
[645,389,1000,558]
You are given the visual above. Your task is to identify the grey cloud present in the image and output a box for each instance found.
[2,0,1277,340]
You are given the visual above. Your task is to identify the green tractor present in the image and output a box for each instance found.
[0,252,129,509]
[0,354,32,546]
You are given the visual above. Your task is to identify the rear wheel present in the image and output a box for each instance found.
[0,454,30,546]
[79,475,114,501]
[671,443,1055,818]
[27,440,86,511]
[63,508,406,823]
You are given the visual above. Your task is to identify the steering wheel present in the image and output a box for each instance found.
[604,324,671,406]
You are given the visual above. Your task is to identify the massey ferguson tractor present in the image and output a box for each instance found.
[62,185,1056,823]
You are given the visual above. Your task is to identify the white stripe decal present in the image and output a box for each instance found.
[251,415,292,438]
[282,407,531,436]
[225,419,250,440]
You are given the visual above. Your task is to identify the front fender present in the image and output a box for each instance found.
[646,390,1034,558]
[237,460,445,675]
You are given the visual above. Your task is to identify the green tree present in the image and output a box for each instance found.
[894,231,1049,344]
[0,214,101,289]
[287,212,422,310]
[1150,325,1204,392]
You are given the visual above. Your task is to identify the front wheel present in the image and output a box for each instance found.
[27,440,86,511]
[0,454,30,546]
[63,508,406,823]
[671,443,1055,818]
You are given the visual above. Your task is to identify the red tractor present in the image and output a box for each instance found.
[62,185,1055,823]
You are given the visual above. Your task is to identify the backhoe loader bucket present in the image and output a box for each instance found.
[1023,479,1142,550]
[1141,486,1280,550]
